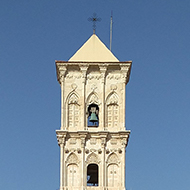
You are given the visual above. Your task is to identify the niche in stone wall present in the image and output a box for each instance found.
[107,153,120,187]
[66,153,80,187]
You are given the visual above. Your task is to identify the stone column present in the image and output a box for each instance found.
[80,65,88,130]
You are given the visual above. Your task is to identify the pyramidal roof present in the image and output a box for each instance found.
[69,34,119,62]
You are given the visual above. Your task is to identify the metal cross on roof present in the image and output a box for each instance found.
[88,13,101,34]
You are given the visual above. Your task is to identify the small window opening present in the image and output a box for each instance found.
[87,104,99,127]
[87,164,98,186]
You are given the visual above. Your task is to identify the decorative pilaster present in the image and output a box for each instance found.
[79,132,88,189]
[99,65,107,130]
[100,133,107,189]
[120,133,129,190]
[80,65,89,130]
[58,65,67,130]
[120,65,130,131]
[57,132,67,190]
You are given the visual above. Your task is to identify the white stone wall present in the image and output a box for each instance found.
[56,61,131,190]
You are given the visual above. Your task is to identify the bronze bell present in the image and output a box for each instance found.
[90,112,98,122]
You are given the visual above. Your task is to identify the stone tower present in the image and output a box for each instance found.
[55,34,132,190]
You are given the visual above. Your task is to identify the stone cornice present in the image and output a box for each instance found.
[56,130,130,140]
[55,61,132,84]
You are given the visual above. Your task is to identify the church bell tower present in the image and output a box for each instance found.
[55,34,132,190]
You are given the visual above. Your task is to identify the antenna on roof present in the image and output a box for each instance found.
[110,11,113,51]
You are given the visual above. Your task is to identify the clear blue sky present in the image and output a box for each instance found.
[0,0,190,190]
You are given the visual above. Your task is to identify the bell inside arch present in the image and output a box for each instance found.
[90,112,98,122]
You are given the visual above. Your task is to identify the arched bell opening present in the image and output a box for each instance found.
[87,104,99,127]
[87,164,99,186]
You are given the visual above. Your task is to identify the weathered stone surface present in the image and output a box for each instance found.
[55,34,132,190]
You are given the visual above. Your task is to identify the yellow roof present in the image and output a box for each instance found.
[69,34,119,62]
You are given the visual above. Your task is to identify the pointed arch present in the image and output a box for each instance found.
[86,92,100,107]
[107,153,119,166]
[66,91,80,105]
[106,92,119,129]
[106,92,119,106]
[66,153,79,165]
[66,92,80,129]
[86,152,99,165]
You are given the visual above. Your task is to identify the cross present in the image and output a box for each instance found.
[88,13,101,34]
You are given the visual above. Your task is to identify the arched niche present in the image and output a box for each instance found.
[86,153,100,187]
[66,153,80,187]
[86,92,100,127]
[106,153,120,187]
[66,92,80,129]
[105,92,119,129]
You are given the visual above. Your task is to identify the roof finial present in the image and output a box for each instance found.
[88,13,101,34]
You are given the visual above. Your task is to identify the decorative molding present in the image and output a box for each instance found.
[69,138,76,145]
[110,139,117,145]
[87,74,101,80]
[90,138,97,145]
[86,152,100,165]
[68,93,79,105]
[71,83,77,90]
[107,93,118,105]
[107,153,119,165]
[87,93,99,105]
[66,153,79,165]
[85,149,89,154]
[66,73,82,79]
[110,84,117,91]
[107,73,122,80]
[57,135,66,146]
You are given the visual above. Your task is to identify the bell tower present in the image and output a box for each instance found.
[55,34,132,190]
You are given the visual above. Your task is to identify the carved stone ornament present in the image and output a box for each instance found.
[91,84,97,91]
[86,153,99,165]
[110,84,117,91]
[85,149,89,154]
[57,135,65,146]
[106,149,110,154]
[68,93,79,105]
[69,138,77,145]
[98,149,102,154]
[110,139,117,145]
[66,153,79,165]
[87,74,102,80]
[118,149,122,154]
[88,93,99,105]
[77,148,81,154]
[90,138,97,145]
[107,73,122,80]
[71,83,77,90]
[107,93,118,105]
[107,153,119,165]
[65,148,69,153]
[66,73,82,79]
[101,138,106,147]
[121,138,128,147]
